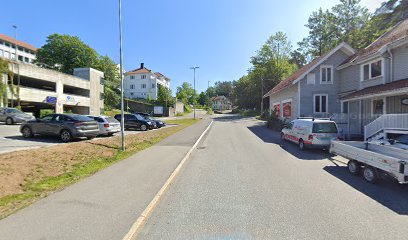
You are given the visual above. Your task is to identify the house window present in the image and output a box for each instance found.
[18,55,23,61]
[130,84,134,89]
[372,99,384,115]
[130,75,135,80]
[152,83,155,89]
[24,57,29,63]
[314,94,328,113]
[141,84,146,89]
[282,100,292,118]
[307,73,315,85]
[321,66,333,84]
[362,60,382,81]
[141,75,146,79]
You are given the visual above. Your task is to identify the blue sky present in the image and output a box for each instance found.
[1,0,382,94]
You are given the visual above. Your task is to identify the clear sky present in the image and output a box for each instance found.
[0,0,383,94]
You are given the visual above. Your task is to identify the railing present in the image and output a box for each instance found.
[364,114,408,141]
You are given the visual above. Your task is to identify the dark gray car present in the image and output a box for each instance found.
[20,114,99,142]
[0,107,35,125]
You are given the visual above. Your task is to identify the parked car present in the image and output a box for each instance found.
[20,114,99,142]
[87,115,121,136]
[135,112,166,128]
[114,113,154,131]
[0,107,35,125]
[281,118,339,150]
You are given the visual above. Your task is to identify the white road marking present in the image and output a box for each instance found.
[122,120,214,240]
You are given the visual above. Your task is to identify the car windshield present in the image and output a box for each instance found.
[105,117,119,123]
[6,108,23,114]
[312,122,338,133]
[134,114,145,121]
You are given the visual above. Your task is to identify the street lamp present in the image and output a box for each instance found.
[190,66,199,119]
[118,0,125,151]
[12,25,20,108]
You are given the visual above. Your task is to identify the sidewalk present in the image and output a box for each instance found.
[0,118,212,240]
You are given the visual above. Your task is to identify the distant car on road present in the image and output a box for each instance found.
[134,112,166,128]
[87,115,121,136]
[20,114,99,142]
[0,107,35,125]
[114,113,154,131]
[281,118,339,150]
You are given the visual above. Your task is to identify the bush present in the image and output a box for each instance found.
[266,111,285,131]
[40,109,55,118]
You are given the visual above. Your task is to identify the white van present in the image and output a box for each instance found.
[281,118,339,150]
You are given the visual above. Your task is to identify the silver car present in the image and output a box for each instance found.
[87,115,121,136]
[0,107,35,125]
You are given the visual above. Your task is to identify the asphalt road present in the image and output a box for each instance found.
[138,115,408,240]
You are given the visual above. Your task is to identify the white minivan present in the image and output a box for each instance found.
[281,118,339,150]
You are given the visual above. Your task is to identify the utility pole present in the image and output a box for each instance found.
[190,67,199,119]
[12,25,20,108]
[118,0,125,151]
[261,77,264,114]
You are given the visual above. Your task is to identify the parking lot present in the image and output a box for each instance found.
[0,123,174,154]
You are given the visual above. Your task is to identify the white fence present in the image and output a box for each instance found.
[364,114,408,140]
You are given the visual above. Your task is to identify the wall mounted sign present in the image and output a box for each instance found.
[402,98,408,105]
[46,96,57,104]
[282,101,292,118]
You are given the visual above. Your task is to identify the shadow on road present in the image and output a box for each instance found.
[247,123,330,161]
[212,114,254,122]
[324,165,408,215]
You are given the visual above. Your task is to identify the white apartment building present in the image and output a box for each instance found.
[0,34,36,64]
[124,63,170,100]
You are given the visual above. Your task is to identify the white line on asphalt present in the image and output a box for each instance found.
[122,120,214,240]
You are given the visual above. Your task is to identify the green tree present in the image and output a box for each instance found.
[0,58,14,107]
[299,8,339,59]
[176,82,197,105]
[96,55,121,110]
[214,81,233,98]
[34,34,99,74]
[157,85,174,107]
[197,91,211,107]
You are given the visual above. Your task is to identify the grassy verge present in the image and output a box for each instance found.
[0,118,199,220]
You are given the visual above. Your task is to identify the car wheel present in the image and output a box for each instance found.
[60,130,72,143]
[299,139,306,151]
[22,126,33,138]
[363,166,379,184]
[281,133,286,141]
[140,124,147,131]
[347,160,361,175]
[6,117,13,125]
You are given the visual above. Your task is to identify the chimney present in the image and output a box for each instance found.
[140,63,144,69]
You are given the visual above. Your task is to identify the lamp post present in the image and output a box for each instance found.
[261,76,264,114]
[12,25,20,108]
[190,66,199,119]
[118,0,125,151]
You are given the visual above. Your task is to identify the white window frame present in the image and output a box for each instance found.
[152,83,155,89]
[360,58,384,81]
[141,83,146,89]
[307,73,316,85]
[130,75,135,80]
[320,65,333,84]
[340,101,349,114]
[130,84,134,89]
[141,75,146,79]
[313,94,329,114]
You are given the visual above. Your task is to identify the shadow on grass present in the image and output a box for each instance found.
[324,165,408,215]
[247,122,330,161]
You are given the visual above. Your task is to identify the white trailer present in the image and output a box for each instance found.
[330,141,408,184]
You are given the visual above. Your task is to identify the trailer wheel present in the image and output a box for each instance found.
[363,166,379,184]
[347,160,361,175]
